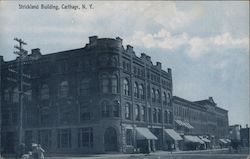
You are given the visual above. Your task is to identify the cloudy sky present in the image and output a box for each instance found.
[0,1,249,126]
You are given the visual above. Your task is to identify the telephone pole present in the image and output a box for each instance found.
[13,38,28,145]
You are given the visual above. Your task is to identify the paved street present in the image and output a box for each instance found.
[46,149,250,159]
[47,153,249,159]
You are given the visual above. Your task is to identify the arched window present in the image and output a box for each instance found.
[151,88,156,102]
[102,101,109,117]
[80,79,89,96]
[162,92,167,105]
[13,87,19,103]
[139,84,144,99]
[113,100,119,117]
[41,84,49,100]
[167,93,171,105]
[133,82,139,98]
[135,105,140,121]
[156,90,160,103]
[123,78,130,96]
[59,81,69,98]
[125,103,131,120]
[101,75,109,93]
[111,75,118,94]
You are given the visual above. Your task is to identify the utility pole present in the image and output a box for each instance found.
[13,38,28,145]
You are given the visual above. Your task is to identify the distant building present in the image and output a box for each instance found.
[240,125,249,147]
[173,96,229,150]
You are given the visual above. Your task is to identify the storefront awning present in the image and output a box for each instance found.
[184,135,205,144]
[136,127,158,140]
[199,136,211,143]
[225,139,231,143]
[219,139,228,144]
[164,129,183,141]
[175,120,193,129]
[183,122,194,129]
[175,120,185,126]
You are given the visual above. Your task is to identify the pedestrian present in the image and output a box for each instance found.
[171,143,174,153]
[37,144,45,159]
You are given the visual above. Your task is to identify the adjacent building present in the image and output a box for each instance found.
[0,36,229,154]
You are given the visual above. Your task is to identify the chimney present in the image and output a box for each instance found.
[116,37,123,43]
[246,124,248,128]
[156,62,162,69]
[209,97,213,102]
[146,55,151,62]
[31,48,41,55]
[126,45,133,51]
[89,36,98,44]
[168,68,172,75]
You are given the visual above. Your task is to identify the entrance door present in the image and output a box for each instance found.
[104,127,118,152]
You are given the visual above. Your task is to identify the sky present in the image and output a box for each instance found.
[0,1,249,126]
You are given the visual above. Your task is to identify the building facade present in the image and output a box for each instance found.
[173,96,229,150]
[1,36,174,154]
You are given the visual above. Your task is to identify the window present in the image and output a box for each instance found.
[133,82,139,98]
[113,100,119,117]
[57,129,71,148]
[153,108,157,123]
[135,105,140,121]
[111,75,118,94]
[102,101,109,117]
[125,103,131,120]
[126,129,133,145]
[26,90,32,101]
[80,79,89,96]
[169,111,173,124]
[59,81,69,98]
[158,109,162,123]
[156,90,160,103]
[164,111,168,123]
[78,127,93,148]
[139,84,144,99]
[41,84,49,100]
[101,75,109,93]
[148,107,152,123]
[38,130,52,149]
[142,106,147,121]
[151,88,156,103]
[4,89,10,101]
[40,108,50,125]
[123,78,130,96]
[167,93,171,105]
[80,106,91,121]
[13,87,19,103]
[111,57,117,67]
[163,92,167,105]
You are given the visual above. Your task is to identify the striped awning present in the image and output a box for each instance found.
[199,136,211,143]
[219,139,228,144]
[164,129,183,141]
[184,135,205,144]
[136,127,158,140]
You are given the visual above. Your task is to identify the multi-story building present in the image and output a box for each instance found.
[1,36,175,154]
[173,96,229,150]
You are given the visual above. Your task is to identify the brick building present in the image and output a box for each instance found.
[173,96,229,150]
[1,36,174,154]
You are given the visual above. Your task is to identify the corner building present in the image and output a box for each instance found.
[1,36,174,154]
